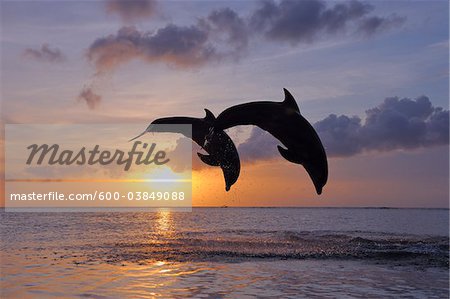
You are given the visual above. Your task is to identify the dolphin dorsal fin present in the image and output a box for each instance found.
[283,88,300,113]
[204,109,215,121]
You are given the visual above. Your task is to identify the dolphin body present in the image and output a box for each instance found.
[211,89,328,194]
[130,109,240,191]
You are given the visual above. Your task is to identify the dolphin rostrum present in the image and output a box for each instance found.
[130,109,240,191]
[209,89,328,194]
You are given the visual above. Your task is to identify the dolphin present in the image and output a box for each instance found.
[210,89,328,194]
[130,109,240,191]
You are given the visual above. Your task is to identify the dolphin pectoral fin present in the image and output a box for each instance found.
[283,88,300,113]
[197,153,220,166]
[277,145,301,164]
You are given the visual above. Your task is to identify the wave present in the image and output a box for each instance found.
[74,230,449,267]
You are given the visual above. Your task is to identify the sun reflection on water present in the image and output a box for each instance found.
[155,209,174,236]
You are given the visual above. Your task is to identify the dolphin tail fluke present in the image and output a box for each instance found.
[283,88,300,113]
[128,130,147,142]
[197,153,220,166]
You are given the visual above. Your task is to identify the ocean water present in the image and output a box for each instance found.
[1,208,449,298]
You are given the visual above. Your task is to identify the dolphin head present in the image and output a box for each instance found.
[303,156,328,195]
[223,162,239,192]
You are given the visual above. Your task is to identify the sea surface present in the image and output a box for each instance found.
[1,208,449,298]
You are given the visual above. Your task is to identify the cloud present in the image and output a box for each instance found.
[239,96,449,161]
[316,96,449,156]
[87,8,249,73]
[313,114,363,156]
[23,44,65,63]
[238,128,280,162]
[165,137,195,173]
[81,1,406,109]
[250,0,405,43]
[165,137,222,172]
[87,0,403,74]
[201,8,249,55]
[78,87,102,110]
[105,0,158,22]
[87,25,213,72]
[357,15,406,36]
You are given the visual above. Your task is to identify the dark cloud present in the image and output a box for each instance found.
[106,0,157,22]
[250,0,405,43]
[87,8,248,73]
[316,96,449,156]
[239,96,449,161]
[166,137,195,173]
[87,25,213,72]
[238,128,280,162]
[162,137,215,172]
[201,8,249,55]
[81,1,406,109]
[313,114,363,156]
[23,44,65,63]
[87,0,404,74]
[78,87,102,110]
[357,14,406,36]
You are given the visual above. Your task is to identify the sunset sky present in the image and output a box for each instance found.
[1,0,449,208]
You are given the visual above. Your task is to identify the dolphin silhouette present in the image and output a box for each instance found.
[210,89,328,194]
[130,109,240,191]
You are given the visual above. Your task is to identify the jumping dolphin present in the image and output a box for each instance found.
[130,109,240,191]
[209,89,328,194]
